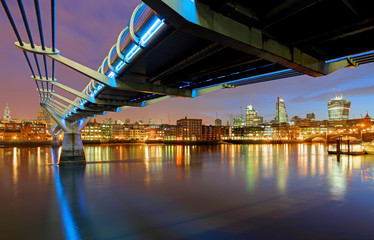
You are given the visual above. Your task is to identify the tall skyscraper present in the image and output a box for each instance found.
[328,91,351,120]
[246,105,257,126]
[245,105,263,126]
[275,97,288,123]
[3,103,12,121]
[306,113,315,120]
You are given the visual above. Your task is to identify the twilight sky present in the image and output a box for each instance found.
[1,0,374,125]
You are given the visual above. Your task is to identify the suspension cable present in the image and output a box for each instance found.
[1,0,42,98]
[51,0,56,96]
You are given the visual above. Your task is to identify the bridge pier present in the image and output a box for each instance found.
[59,132,85,165]
[42,106,88,165]
[51,134,60,147]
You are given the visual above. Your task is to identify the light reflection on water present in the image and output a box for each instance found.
[0,143,374,239]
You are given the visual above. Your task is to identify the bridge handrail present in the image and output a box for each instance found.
[69,2,166,117]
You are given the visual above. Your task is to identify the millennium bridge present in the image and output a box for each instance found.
[1,0,374,163]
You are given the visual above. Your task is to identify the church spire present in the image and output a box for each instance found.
[3,103,12,121]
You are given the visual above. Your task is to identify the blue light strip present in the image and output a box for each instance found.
[114,61,126,72]
[125,45,141,63]
[53,166,81,240]
[112,18,165,75]
[71,15,165,117]
[107,71,116,78]
[349,50,374,59]
[224,69,295,84]
[140,19,165,46]
[326,50,374,63]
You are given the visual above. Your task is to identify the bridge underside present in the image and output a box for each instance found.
[68,0,374,121]
[194,0,374,62]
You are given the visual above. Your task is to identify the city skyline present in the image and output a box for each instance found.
[1,90,370,125]
[1,0,374,125]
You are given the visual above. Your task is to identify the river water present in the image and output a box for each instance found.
[0,143,373,240]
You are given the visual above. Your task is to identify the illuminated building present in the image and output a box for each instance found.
[0,121,46,140]
[232,126,265,139]
[101,124,112,139]
[306,113,315,120]
[0,121,4,140]
[101,119,113,139]
[81,119,102,140]
[220,126,232,139]
[202,125,221,141]
[123,125,131,139]
[233,116,245,126]
[215,118,222,126]
[291,116,301,126]
[163,124,178,140]
[112,122,125,139]
[275,97,288,123]
[177,117,202,140]
[272,125,301,140]
[245,105,263,126]
[328,92,351,121]
[22,122,47,140]
[145,125,163,140]
[3,122,21,140]
[130,122,145,140]
[3,103,12,121]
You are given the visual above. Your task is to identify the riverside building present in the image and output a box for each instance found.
[177,117,202,140]
[328,91,351,121]
[245,104,263,126]
[275,97,288,123]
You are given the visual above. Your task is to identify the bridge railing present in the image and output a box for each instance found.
[71,2,166,115]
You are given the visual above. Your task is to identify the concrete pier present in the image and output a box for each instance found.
[51,135,60,147]
[59,132,85,165]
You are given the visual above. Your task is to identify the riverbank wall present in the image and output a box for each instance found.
[0,139,326,147]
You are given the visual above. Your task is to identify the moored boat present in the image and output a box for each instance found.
[361,141,374,154]
[328,139,366,155]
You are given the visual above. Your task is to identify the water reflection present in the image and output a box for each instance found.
[12,147,19,188]
[1,144,374,239]
[53,165,84,240]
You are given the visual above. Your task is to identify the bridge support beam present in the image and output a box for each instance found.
[42,105,87,164]
[60,132,85,165]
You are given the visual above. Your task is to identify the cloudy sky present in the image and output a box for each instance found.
[1,0,374,125]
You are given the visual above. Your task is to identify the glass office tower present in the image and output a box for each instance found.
[328,92,351,120]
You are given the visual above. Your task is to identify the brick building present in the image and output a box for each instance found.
[3,122,22,140]
[177,117,202,140]
[22,122,47,140]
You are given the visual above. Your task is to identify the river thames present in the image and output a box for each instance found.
[0,143,373,239]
